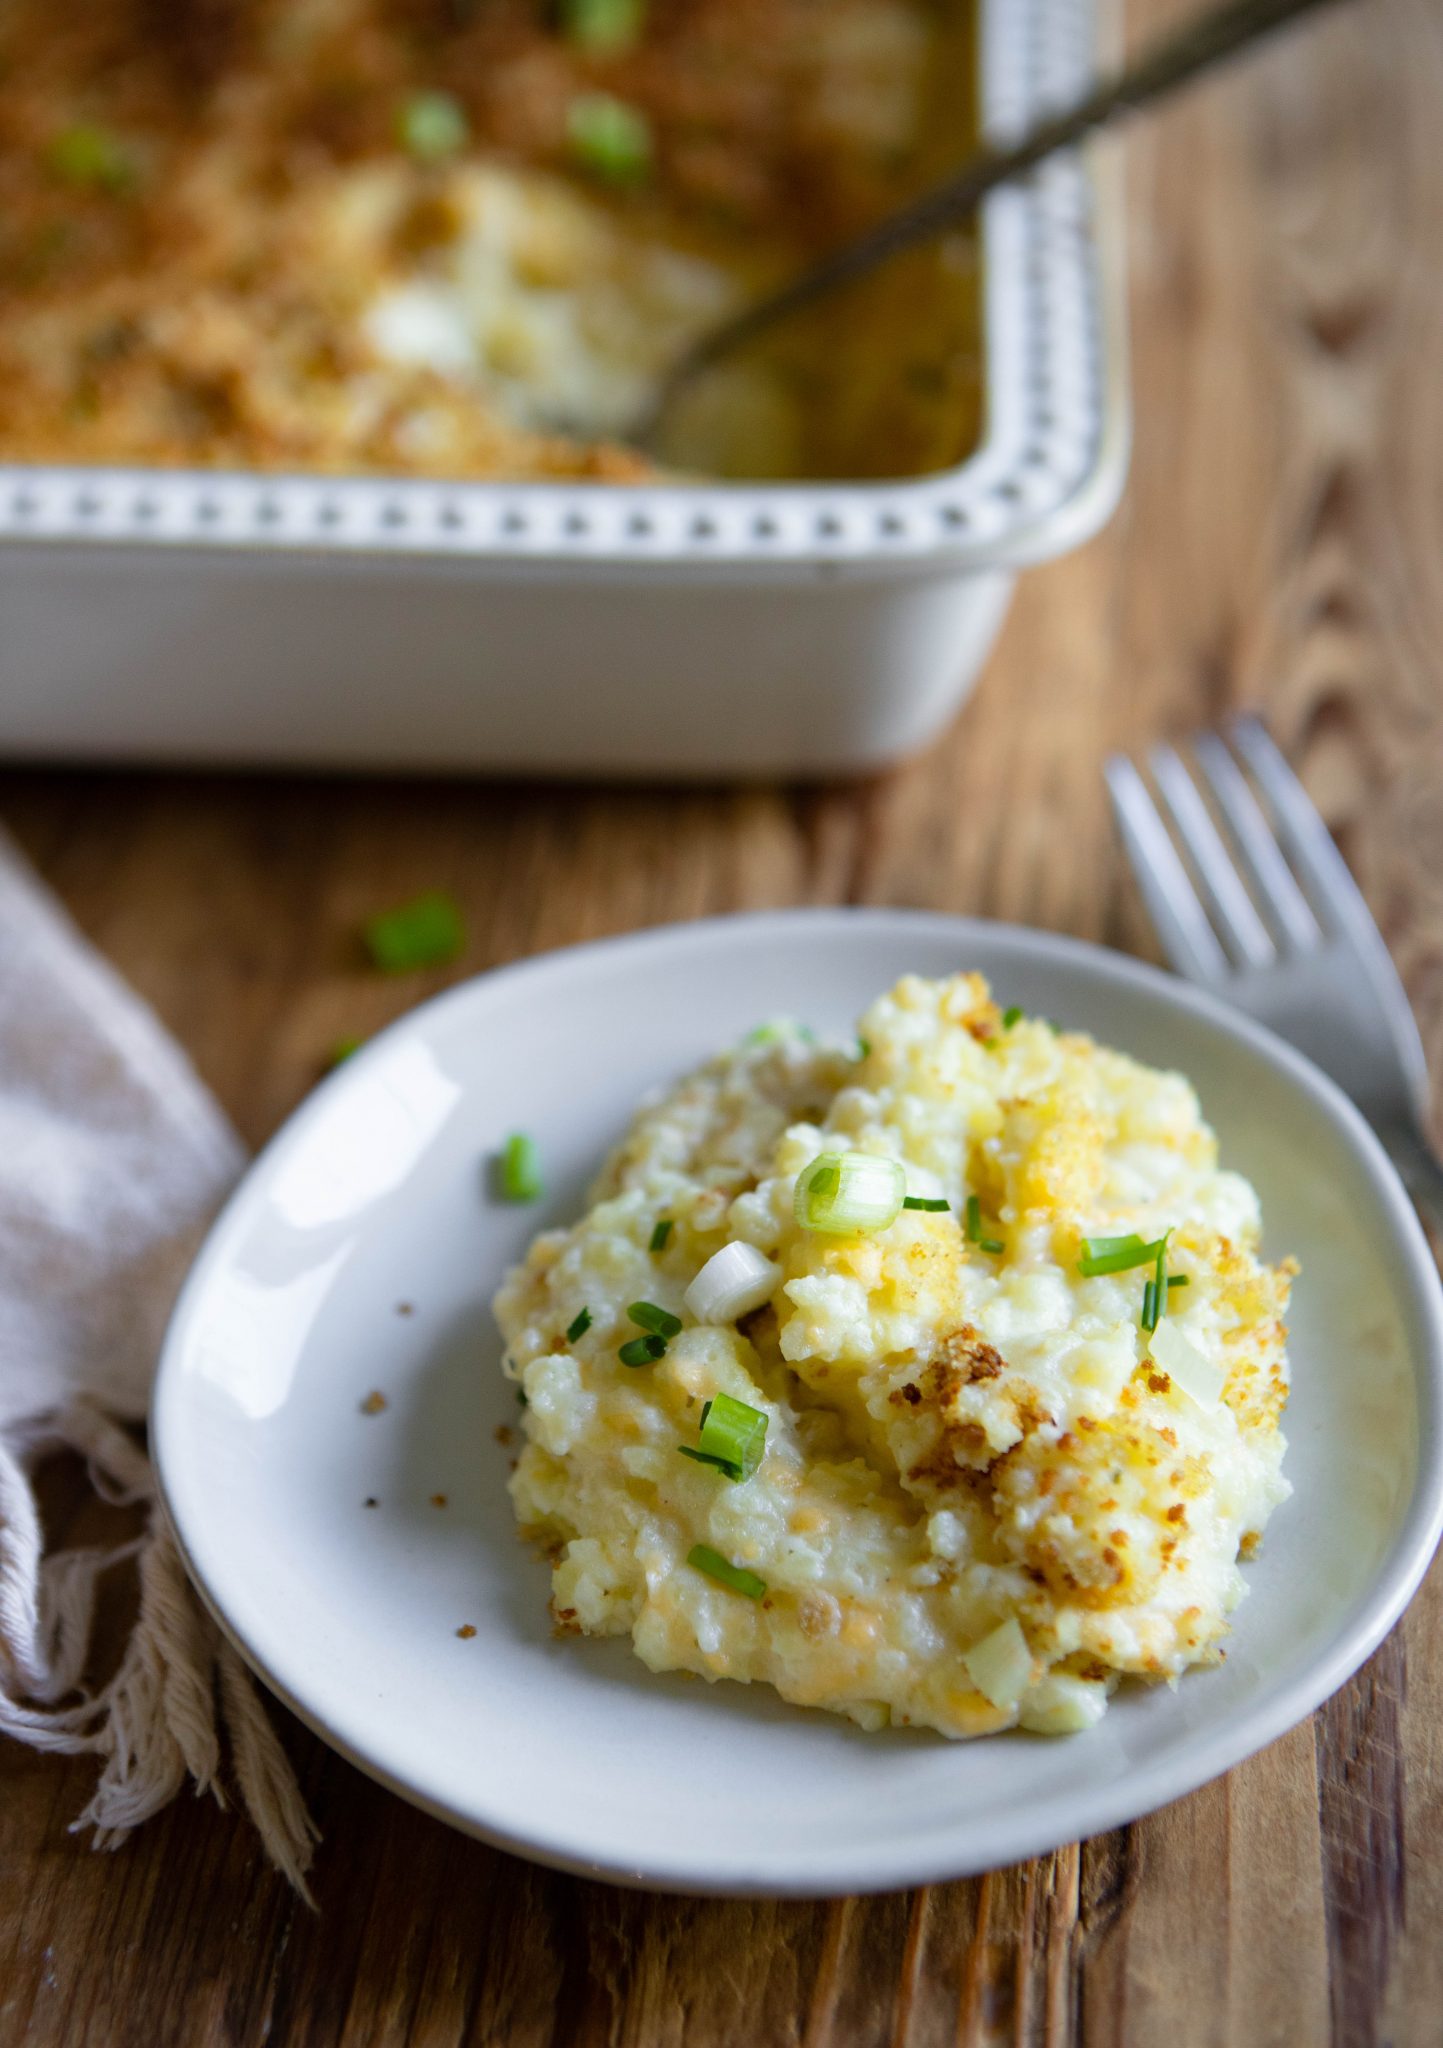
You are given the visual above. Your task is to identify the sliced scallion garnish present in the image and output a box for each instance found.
[565,1306,592,1343]
[500,1132,543,1203]
[650,1218,673,1253]
[678,1447,737,1475]
[1167,1274,1189,1290]
[1077,1232,1166,1278]
[1002,1005,1024,1029]
[683,1241,779,1324]
[687,1543,766,1601]
[903,1195,950,1212]
[793,1151,904,1235]
[629,1300,682,1340]
[678,1391,767,1482]
[964,1194,1005,1256]
[619,1333,666,1368]
[1141,1233,1173,1333]
[363,890,465,973]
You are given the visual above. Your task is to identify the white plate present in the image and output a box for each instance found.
[152,911,1443,1895]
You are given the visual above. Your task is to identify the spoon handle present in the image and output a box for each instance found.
[645,0,1355,437]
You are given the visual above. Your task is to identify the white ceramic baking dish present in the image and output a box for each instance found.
[0,0,1127,780]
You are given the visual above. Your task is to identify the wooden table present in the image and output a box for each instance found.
[4,0,1442,2039]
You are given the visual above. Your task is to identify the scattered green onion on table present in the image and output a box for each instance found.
[362,890,465,973]
[567,93,652,183]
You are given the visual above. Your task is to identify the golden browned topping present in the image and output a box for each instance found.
[0,0,982,481]
[360,1388,388,1414]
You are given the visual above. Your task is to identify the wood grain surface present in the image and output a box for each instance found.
[3,0,1442,2040]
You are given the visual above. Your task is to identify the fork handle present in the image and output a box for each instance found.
[1382,1125,1443,1245]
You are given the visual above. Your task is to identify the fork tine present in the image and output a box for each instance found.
[1105,755,1229,981]
[1192,733,1322,951]
[1229,716,1383,948]
[1149,745,1276,969]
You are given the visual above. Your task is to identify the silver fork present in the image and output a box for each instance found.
[1107,716,1443,1231]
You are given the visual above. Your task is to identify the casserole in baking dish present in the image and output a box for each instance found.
[0,0,1127,778]
[0,0,985,484]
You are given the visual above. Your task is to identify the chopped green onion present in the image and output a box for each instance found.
[47,123,137,194]
[678,1447,737,1475]
[328,1034,364,1068]
[679,1390,767,1482]
[1002,1006,1024,1030]
[964,1194,1006,1255]
[619,1333,666,1367]
[794,1151,904,1235]
[1141,1234,1173,1332]
[856,1036,872,1059]
[500,1132,543,1203]
[362,890,465,973]
[629,1300,682,1340]
[561,0,646,53]
[567,92,652,183]
[650,1218,673,1253]
[1077,1232,1166,1278]
[397,90,469,162]
[1167,1274,1190,1291]
[687,1543,766,1601]
[684,1241,779,1323]
[903,1196,950,1213]
[745,1019,815,1047]
[565,1307,592,1343]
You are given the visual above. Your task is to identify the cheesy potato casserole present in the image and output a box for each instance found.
[0,0,982,481]
[495,972,1295,1739]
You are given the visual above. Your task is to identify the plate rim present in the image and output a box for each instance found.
[152,907,1443,1894]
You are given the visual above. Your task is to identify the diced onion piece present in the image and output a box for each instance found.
[684,1241,780,1324]
[1018,1672,1110,1736]
[963,1617,1034,1712]
[793,1151,905,1235]
[1149,1317,1228,1410]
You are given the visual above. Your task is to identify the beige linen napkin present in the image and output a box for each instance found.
[0,830,317,1894]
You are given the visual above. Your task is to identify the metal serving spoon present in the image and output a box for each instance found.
[624,0,1355,461]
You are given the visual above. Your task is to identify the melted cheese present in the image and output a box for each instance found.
[495,972,1295,1738]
